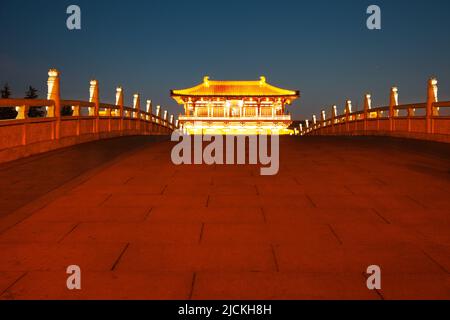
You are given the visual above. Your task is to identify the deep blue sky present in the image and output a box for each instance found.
[1,0,450,119]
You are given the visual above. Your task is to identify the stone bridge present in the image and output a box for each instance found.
[0,72,449,300]
[300,78,450,143]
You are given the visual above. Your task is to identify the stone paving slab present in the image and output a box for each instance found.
[201,223,339,246]
[0,136,449,299]
[146,207,265,224]
[0,271,193,300]
[377,274,450,300]
[115,244,277,273]
[29,206,151,223]
[0,243,127,271]
[0,272,25,294]
[61,222,203,244]
[0,221,77,243]
[191,272,381,300]
[6,261,447,301]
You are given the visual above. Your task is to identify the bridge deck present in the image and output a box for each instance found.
[0,136,449,299]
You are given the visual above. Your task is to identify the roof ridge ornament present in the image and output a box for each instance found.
[259,76,266,86]
[203,76,210,88]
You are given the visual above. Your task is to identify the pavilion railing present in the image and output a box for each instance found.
[178,115,292,121]
[298,78,450,143]
[0,69,178,163]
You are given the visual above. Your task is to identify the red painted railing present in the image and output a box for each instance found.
[0,69,177,163]
[300,79,450,143]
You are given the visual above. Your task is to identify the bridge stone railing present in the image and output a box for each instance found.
[0,69,178,163]
[299,78,450,143]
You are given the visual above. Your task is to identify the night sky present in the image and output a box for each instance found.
[1,0,450,120]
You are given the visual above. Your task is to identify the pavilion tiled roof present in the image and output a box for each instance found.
[171,76,300,103]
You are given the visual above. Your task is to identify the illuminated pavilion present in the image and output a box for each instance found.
[171,76,300,135]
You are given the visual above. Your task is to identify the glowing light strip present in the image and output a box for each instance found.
[179,115,291,121]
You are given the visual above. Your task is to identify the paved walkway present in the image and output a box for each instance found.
[0,136,449,299]
[0,136,165,221]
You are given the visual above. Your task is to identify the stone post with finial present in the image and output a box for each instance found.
[89,80,100,133]
[47,69,61,139]
[426,78,438,134]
